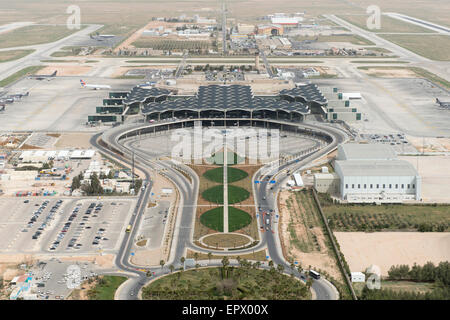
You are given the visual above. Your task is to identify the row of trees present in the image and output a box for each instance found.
[71,171,143,196]
[360,285,450,300]
[388,261,450,285]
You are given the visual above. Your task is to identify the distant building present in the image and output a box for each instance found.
[334,143,421,203]
[351,272,366,283]
[257,24,284,36]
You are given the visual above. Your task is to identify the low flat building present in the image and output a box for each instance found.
[313,173,339,194]
[351,272,366,283]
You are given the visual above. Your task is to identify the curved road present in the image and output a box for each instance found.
[92,119,348,300]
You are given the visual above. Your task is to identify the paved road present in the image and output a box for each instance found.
[96,119,349,300]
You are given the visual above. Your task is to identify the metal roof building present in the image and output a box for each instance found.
[337,143,397,161]
[333,144,421,203]
[140,84,312,121]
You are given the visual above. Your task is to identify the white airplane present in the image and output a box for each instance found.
[80,80,111,90]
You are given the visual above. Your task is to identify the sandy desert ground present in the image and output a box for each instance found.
[335,232,450,275]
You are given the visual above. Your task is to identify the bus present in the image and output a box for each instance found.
[126,225,132,233]
[309,269,320,280]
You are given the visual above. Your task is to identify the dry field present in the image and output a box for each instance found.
[54,133,95,148]
[0,0,448,28]
[337,14,434,33]
[39,65,92,76]
[335,232,450,275]
[278,189,343,280]
[360,67,418,78]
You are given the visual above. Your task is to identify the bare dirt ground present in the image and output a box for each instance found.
[335,232,450,275]
[58,255,115,269]
[362,68,418,78]
[54,133,94,149]
[111,65,164,78]
[40,66,92,76]
[67,278,97,300]
[408,136,450,152]
[131,248,165,266]
[278,190,342,280]
[400,155,450,203]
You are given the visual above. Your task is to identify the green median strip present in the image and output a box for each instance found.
[0,65,46,87]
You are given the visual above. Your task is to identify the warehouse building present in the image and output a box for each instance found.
[333,144,421,203]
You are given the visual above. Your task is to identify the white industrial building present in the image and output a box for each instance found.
[18,149,95,162]
[333,144,421,203]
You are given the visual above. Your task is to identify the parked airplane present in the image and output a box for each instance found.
[436,98,450,109]
[7,92,29,101]
[28,71,57,81]
[80,80,111,90]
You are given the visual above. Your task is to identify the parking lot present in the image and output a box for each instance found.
[360,133,418,153]
[0,198,135,254]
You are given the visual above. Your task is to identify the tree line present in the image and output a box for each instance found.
[387,261,449,285]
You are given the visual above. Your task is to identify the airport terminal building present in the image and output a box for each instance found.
[334,144,421,203]
[89,83,331,123]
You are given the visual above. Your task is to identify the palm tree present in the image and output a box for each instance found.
[297,265,303,274]
[268,260,274,268]
[221,256,229,268]
[180,256,185,266]
[207,252,212,262]
[306,278,313,289]
[236,256,242,266]
[160,260,165,269]
[146,270,152,277]
[277,264,285,274]
[193,252,199,262]
[169,264,175,273]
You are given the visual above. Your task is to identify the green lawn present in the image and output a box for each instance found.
[202,185,224,204]
[143,267,310,300]
[200,207,224,232]
[88,276,127,300]
[228,185,250,204]
[228,207,252,232]
[200,207,252,232]
[203,167,248,183]
[0,25,86,49]
[0,65,45,87]
[201,185,250,204]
